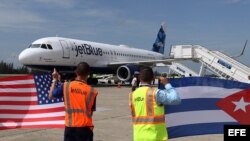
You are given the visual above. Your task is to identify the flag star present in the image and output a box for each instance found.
[232,97,250,112]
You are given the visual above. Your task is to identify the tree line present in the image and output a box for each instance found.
[0,61,30,74]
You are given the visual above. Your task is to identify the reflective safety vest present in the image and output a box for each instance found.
[129,86,168,141]
[63,81,97,127]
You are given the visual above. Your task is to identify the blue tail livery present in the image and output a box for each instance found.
[152,22,167,54]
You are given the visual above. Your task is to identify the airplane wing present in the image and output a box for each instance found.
[107,58,184,67]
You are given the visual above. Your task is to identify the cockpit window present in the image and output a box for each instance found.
[47,44,53,50]
[41,44,47,49]
[29,44,41,48]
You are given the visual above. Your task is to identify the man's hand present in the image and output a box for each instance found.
[52,68,59,80]
[159,77,169,85]
[49,68,59,99]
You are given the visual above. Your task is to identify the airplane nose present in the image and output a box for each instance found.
[18,49,30,65]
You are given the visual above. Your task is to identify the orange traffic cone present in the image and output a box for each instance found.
[117,82,122,88]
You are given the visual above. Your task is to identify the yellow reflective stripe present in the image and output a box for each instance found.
[132,115,165,124]
[65,82,72,126]
[129,92,135,117]
[85,87,94,118]
[146,88,153,116]
[86,87,94,107]
[66,109,84,113]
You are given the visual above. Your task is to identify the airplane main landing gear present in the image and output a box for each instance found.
[87,77,98,85]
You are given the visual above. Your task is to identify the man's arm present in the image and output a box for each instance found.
[155,77,181,105]
[49,79,57,99]
[49,81,63,99]
[48,68,63,99]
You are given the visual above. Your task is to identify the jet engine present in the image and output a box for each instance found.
[116,65,139,82]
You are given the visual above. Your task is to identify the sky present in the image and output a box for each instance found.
[0,0,249,68]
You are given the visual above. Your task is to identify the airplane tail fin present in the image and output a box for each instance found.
[152,22,167,54]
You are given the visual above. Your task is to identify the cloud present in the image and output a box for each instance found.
[0,1,46,31]
[0,9,46,29]
[225,0,249,4]
[82,8,118,19]
[227,0,242,3]
[33,0,76,8]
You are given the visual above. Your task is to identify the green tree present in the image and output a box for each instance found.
[0,60,30,74]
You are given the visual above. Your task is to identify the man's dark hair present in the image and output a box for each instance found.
[139,67,154,83]
[75,62,90,76]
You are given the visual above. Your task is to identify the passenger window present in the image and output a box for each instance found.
[47,44,53,50]
[41,44,47,49]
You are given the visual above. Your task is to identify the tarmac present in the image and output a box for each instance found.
[0,86,223,141]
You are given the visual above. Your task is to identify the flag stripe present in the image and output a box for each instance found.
[0,88,37,93]
[169,77,250,88]
[0,96,37,101]
[0,92,37,96]
[166,110,236,128]
[166,99,221,114]
[0,107,65,114]
[0,111,65,118]
[0,79,34,85]
[0,120,65,127]
[0,124,64,130]
[0,116,65,122]
[167,122,238,138]
[176,87,242,99]
[0,103,64,110]
[0,101,38,105]
[0,84,36,88]
[0,75,33,81]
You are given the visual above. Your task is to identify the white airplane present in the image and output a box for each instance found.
[19,23,175,84]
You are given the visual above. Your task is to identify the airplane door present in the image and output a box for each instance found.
[59,40,70,58]
[110,50,117,62]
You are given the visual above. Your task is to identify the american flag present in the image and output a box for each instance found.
[0,74,65,130]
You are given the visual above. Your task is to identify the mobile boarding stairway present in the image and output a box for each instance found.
[169,45,250,83]
[167,62,199,77]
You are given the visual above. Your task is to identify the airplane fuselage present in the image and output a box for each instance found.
[19,37,164,74]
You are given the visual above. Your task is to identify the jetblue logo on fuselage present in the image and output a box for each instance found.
[75,44,103,57]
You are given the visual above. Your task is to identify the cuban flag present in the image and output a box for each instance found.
[159,77,250,138]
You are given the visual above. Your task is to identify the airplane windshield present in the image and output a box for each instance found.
[29,44,41,48]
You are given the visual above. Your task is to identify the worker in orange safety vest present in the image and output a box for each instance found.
[49,62,98,141]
